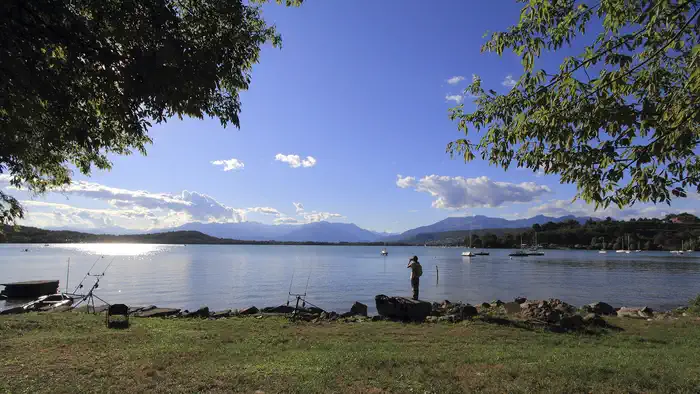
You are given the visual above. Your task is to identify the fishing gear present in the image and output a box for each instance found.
[71,256,117,313]
[72,255,105,294]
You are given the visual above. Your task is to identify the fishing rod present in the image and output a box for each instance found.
[72,255,104,294]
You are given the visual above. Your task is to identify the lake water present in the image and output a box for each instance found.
[1,244,699,313]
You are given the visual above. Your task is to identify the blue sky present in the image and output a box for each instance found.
[3,0,698,233]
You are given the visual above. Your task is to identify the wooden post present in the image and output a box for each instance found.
[436,265,439,285]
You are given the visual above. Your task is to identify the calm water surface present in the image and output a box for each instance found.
[1,244,699,313]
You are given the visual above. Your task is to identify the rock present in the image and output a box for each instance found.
[514,297,527,304]
[261,305,295,314]
[616,307,642,318]
[371,315,385,322]
[583,313,606,327]
[375,295,432,321]
[480,302,491,309]
[350,302,368,317]
[438,315,458,323]
[211,310,231,319]
[134,308,181,318]
[239,306,259,315]
[584,302,616,316]
[639,306,654,318]
[340,311,355,318]
[441,300,452,308]
[307,306,325,315]
[491,300,504,307]
[504,302,521,314]
[183,306,209,318]
[559,314,584,330]
[447,304,478,318]
[425,316,439,323]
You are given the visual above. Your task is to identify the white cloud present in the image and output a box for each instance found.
[396,175,416,189]
[275,154,317,168]
[274,216,303,225]
[211,158,244,171]
[446,76,465,85]
[17,200,182,231]
[246,207,281,216]
[273,208,343,225]
[4,179,348,230]
[301,211,343,223]
[398,175,551,209]
[445,94,463,103]
[502,74,517,87]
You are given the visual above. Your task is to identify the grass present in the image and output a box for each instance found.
[1,313,700,393]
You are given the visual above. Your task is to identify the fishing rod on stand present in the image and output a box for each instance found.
[285,260,319,320]
[71,256,116,314]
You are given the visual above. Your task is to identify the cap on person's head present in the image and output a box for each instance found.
[412,255,418,262]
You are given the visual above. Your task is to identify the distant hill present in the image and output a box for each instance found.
[392,215,592,241]
[277,222,381,242]
[0,226,231,244]
[0,225,399,245]
[172,221,294,240]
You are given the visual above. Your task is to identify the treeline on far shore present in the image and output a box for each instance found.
[420,213,700,251]
[0,225,413,246]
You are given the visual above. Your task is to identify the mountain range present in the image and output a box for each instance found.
[44,214,592,243]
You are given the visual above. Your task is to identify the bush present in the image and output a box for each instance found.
[689,294,700,315]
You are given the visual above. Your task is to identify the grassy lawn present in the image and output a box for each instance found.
[1,313,700,393]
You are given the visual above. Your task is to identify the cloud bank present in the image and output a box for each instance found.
[397,174,551,209]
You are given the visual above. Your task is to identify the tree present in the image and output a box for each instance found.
[0,0,301,224]
[448,0,700,209]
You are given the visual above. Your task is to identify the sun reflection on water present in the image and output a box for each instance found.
[55,243,174,256]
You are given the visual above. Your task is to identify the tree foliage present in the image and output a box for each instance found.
[448,0,700,209]
[0,0,300,224]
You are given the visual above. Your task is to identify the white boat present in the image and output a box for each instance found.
[21,293,74,312]
[598,250,607,254]
[462,219,475,257]
[380,245,388,256]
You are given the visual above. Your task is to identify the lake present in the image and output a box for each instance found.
[1,244,699,313]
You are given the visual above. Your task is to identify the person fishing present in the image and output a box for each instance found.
[407,256,423,300]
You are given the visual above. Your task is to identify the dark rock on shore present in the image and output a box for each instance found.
[514,297,527,304]
[350,302,368,317]
[210,310,232,319]
[375,295,431,321]
[133,308,180,318]
[261,305,296,314]
[183,306,209,318]
[239,306,259,315]
[583,302,616,316]
[583,313,606,327]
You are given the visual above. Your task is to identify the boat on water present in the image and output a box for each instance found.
[671,241,687,255]
[380,248,388,256]
[461,220,476,258]
[509,235,529,257]
[526,232,544,256]
[598,250,607,254]
[474,251,490,256]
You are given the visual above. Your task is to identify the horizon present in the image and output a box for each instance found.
[1,1,698,234]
